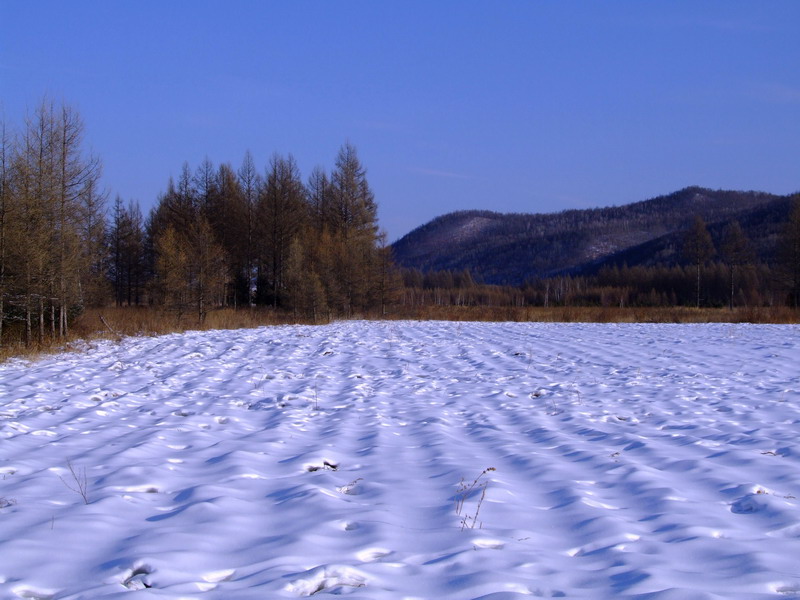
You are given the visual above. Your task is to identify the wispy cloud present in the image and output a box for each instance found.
[408,167,475,180]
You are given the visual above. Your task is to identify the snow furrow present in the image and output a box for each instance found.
[0,321,798,599]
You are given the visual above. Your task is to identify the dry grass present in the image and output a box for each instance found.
[0,306,322,363]
[387,305,800,324]
[0,304,796,363]
[73,306,327,339]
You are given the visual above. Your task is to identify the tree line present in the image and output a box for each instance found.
[398,201,800,310]
[391,187,785,285]
[114,143,398,323]
[1,101,398,346]
[2,100,798,348]
[0,101,106,345]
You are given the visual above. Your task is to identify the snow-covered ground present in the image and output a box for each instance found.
[1,321,799,599]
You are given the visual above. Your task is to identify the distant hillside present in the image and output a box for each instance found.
[391,187,794,285]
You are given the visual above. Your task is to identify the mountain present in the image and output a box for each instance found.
[391,187,795,285]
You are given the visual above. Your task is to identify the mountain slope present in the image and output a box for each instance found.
[391,187,792,284]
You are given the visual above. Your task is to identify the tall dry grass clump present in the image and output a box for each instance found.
[74,306,321,339]
[0,307,325,362]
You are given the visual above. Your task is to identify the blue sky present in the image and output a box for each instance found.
[1,1,798,241]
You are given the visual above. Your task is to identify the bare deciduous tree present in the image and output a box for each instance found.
[683,215,715,308]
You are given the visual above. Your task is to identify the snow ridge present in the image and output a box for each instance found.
[0,321,798,599]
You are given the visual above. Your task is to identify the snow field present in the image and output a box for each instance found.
[0,321,798,599]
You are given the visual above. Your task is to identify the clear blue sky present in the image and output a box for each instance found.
[2,1,798,241]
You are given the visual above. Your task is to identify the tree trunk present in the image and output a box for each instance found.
[729,265,735,311]
[39,296,45,344]
[695,262,701,308]
[25,297,32,346]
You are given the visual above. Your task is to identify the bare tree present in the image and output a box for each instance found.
[8,102,57,344]
[54,103,103,335]
[109,197,146,306]
[683,216,715,308]
[155,226,190,321]
[0,116,10,344]
[719,220,753,310]
[777,197,800,308]
[237,150,260,306]
[328,143,380,314]
[188,216,226,323]
[206,163,245,306]
[256,154,306,307]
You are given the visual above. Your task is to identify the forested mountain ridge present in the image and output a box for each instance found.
[392,187,791,285]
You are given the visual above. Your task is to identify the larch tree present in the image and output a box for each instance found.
[776,196,800,308]
[193,157,216,210]
[237,150,260,306]
[150,164,227,323]
[187,215,226,323]
[328,142,380,314]
[283,235,329,322]
[207,162,246,306]
[10,102,58,343]
[76,176,108,310]
[0,117,10,343]
[256,154,306,308]
[155,225,190,320]
[140,143,391,319]
[122,200,146,306]
[54,103,104,335]
[719,220,753,310]
[682,215,715,308]
[374,231,402,316]
[110,195,125,305]
[109,196,146,306]
[306,166,331,234]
